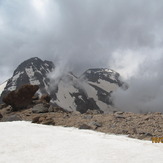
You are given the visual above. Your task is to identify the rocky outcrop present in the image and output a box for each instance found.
[40,94,51,103]
[1,114,22,122]
[3,84,39,111]
[0,113,3,119]
[32,103,49,113]
[32,115,55,125]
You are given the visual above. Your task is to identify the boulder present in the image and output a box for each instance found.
[3,84,39,111]
[42,119,55,125]
[48,105,54,112]
[32,95,39,101]
[83,115,93,119]
[40,94,51,103]
[85,109,103,115]
[89,121,102,127]
[32,116,40,123]
[32,104,49,113]
[2,115,22,122]
[0,104,7,110]
[0,113,3,119]
[38,117,46,123]
[79,124,92,130]
[41,117,55,125]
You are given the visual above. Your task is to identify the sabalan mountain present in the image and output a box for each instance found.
[0,57,126,113]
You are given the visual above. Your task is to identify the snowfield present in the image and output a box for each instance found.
[0,81,7,95]
[0,121,163,163]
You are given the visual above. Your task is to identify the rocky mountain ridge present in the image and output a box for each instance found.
[0,57,125,113]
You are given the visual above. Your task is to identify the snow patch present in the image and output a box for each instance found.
[0,121,163,163]
[89,79,117,92]
[7,72,24,91]
[81,82,114,113]
[54,80,78,111]
[25,67,40,85]
[0,81,7,95]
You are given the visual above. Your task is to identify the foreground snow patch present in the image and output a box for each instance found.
[0,121,163,163]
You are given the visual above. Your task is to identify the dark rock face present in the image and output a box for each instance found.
[81,68,123,87]
[3,84,39,111]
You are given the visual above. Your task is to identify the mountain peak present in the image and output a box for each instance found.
[0,58,124,113]
[1,57,55,99]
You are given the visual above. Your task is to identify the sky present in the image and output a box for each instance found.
[0,0,163,112]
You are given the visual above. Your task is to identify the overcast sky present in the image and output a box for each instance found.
[0,0,163,112]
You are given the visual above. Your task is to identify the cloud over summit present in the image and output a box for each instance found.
[0,0,163,112]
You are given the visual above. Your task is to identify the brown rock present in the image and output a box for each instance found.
[32,116,40,123]
[42,118,55,125]
[40,94,51,103]
[38,117,46,123]
[79,124,92,129]
[0,104,7,110]
[115,115,125,119]
[3,84,39,111]
[48,105,54,112]
[32,95,39,101]
[2,114,22,122]
[0,112,3,119]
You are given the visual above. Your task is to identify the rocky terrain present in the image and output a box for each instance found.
[0,84,162,141]
[0,58,162,141]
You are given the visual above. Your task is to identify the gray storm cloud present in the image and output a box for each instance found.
[112,56,163,113]
[0,0,163,112]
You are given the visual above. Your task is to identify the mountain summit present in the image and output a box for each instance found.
[0,57,125,113]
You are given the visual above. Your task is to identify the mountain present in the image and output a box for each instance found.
[0,57,125,113]
[1,57,54,99]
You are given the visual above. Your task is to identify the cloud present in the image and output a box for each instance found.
[112,55,163,113]
[0,0,163,112]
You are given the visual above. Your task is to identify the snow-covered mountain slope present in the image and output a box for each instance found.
[0,81,7,95]
[0,57,125,113]
[80,68,124,112]
[0,57,54,101]
[51,73,100,113]
[1,121,163,163]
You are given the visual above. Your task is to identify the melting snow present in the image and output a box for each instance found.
[0,121,163,163]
